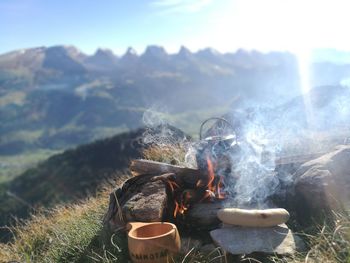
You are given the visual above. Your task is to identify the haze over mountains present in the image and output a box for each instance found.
[1,45,350,158]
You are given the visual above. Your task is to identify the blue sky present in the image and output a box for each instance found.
[1,0,350,55]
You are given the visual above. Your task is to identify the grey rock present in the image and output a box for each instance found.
[186,201,224,228]
[104,174,169,231]
[123,180,167,222]
[294,145,350,221]
[210,224,304,255]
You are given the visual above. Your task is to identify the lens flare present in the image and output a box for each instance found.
[294,48,315,129]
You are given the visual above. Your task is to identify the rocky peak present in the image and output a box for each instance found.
[177,46,192,58]
[0,46,47,70]
[196,48,220,57]
[85,48,118,69]
[125,47,138,57]
[119,47,139,67]
[195,48,223,64]
[43,45,86,73]
[63,45,87,61]
[142,45,168,59]
[95,48,115,58]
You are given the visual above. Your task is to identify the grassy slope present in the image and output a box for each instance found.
[0,185,128,263]
[0,125,190,243]
[1,181,349,263]
[0,128,145,242]
[1,147,349,260]
[1,141,350,262]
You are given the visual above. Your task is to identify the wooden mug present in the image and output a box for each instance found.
[127,222,181,263]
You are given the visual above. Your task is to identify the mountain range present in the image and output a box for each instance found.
[0,46,297,154]
[1,45,350,176]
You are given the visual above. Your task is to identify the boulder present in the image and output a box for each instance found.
[122,180,167,222]
[210,224,304,255]
[294,145,350,222]
[104,174,168,230]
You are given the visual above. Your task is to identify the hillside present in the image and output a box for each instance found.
[1,171,349,262]
[0,125,188,241]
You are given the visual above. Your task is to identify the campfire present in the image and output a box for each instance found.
[119,118,242,227]
[104,118,305,258]
[131,156,226,223]
[162,154,226,219]
[125,157,228,228]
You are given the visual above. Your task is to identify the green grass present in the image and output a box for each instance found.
[0,190,113,262]
[0,125,129,183]
[0,149,61,183]
[269,212,350,263]
[0,91,26,107]
[0,129,44,144]
[0,183,225,263]
[1,176,349,263]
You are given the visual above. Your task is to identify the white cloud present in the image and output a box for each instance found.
[150,0,212,14]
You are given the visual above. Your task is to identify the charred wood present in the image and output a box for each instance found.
[130,159,202,187]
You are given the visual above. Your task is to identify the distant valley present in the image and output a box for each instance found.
[1,45,350,180]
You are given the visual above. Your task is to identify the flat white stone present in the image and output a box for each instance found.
[210,224,304,255]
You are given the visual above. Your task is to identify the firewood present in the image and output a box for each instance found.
[186,201,225,227]
[150,173,177,183]
[130,159,202,186]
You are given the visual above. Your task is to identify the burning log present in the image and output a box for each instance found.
[130,159,202,187]
[106,152,230,231]
[130,158,227,221]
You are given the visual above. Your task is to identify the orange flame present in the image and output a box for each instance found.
[173,195,189,218]
[207,158,215,190]
[169,180,190,218]
[216,176,226,199]
[170,157,226,218]
[205,157,225,200]
[173,201,179,218]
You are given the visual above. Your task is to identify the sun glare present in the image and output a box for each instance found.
[294,48,315,129]
[295,49,312,95]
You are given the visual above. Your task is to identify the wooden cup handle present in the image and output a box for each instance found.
[126,222,150,232]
